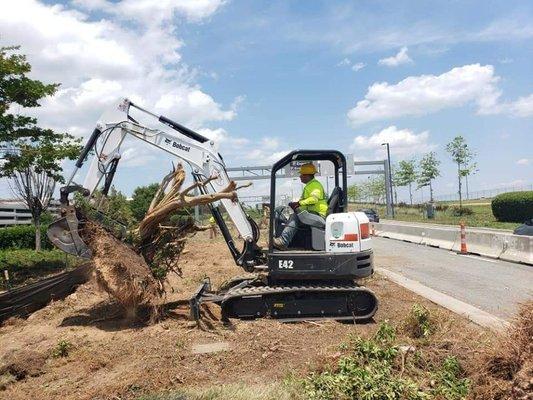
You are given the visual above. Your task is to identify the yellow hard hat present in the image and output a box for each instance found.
[299,163,317,175]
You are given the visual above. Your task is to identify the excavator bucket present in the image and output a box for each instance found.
[47,207,92,259]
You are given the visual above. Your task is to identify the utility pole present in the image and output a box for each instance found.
[381,143,395,218]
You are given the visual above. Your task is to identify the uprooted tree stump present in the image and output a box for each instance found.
[79,163,249,320]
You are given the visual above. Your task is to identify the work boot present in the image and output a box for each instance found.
[273,237,287,250]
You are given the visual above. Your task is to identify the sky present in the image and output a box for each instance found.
[1,0,532,202]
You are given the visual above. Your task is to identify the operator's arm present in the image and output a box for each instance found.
[299,188,321,206]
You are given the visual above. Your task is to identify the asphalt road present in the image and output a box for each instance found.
[373,237,533,320]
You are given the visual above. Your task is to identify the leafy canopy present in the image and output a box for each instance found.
[0,46,80,182]
[417,152,441,189]
[130,183,160,221]
[396,159,417,187]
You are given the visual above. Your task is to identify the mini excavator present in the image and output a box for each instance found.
[48,98,378,322]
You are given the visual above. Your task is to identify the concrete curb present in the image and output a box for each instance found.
[374,222,532,265]
[378,268,510,333]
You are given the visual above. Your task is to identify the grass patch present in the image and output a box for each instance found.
[137,383,303,400]
[350,202,519,230]
[0,249,81,288]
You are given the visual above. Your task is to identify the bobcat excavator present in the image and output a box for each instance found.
[47,98,378,322]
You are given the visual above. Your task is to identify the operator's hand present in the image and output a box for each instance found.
[288,201,300,210]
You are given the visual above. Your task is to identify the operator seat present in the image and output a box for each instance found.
[296,186,343,250]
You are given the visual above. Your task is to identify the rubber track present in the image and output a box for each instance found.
[221,284,378,322]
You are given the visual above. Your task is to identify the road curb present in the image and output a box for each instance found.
[377,268,510,333]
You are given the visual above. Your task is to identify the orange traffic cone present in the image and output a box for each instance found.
[460,221,467,254]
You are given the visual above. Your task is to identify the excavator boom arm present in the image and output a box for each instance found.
[49,98,262,269]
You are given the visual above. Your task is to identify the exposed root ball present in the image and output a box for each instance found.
[82,221,162,320]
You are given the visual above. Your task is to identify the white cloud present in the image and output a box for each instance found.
[242,137,288,165]
[337,58,351,67]
[378,47,413,67]
[508,94,533,117]
[350,126,437,158]
[0,0,235,155]
[352,62,366,72]
[516,159,530,166]
[347,64,506,126]
[73,0,226,23]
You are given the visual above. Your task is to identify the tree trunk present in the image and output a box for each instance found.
[457,162,463,210]
[409,183,413,205]
[429,181,434,203]
[34,215,41,252]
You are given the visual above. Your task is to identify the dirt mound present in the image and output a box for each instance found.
[0,349,47,380]
[470,300,533,399]
[82,221,163,320]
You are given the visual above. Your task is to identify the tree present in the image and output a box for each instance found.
[461,162,478,200]
[390,163,399,204]
[361,176,386,204]
[446,136,474,209]
[75,187,135,229]
[0,46,80,250]
[130,183,159,221]
[347,184,362,203]
[417,152,441,202]
[396,159,417,205]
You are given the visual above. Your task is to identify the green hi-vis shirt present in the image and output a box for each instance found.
[299,178,328,217]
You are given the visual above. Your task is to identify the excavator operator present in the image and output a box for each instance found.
[273,163,328,250]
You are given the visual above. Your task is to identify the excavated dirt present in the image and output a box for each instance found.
[0,232,493,400]
[82,221,162,320]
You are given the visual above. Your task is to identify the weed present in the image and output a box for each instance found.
[302,321,471,400]
[430,356,470,399]
[51,339,72,358]
[404,304,433,339]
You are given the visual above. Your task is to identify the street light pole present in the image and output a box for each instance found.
[382,142,395,218]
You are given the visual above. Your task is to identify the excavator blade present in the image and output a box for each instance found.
[47,208,92,259]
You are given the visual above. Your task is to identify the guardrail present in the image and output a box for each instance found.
[373,221,532,265]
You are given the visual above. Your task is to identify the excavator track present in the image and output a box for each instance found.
[220,283,378,322]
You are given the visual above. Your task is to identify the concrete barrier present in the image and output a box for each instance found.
[373,221,532,265]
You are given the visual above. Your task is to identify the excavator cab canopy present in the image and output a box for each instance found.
[268,150,349,252]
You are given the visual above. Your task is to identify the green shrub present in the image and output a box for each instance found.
[303,321,469,400]
[450,206,474,217]
[430,356,470,399]
[435,204,449,212]
[0,225,53,250]
[404,304,433,339]
[51,339,72,358]
[0,249,79,286]
[491,191,533,223]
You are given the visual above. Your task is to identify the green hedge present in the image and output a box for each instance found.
[0,225,53,250]
[491,191,533,223]
[0,249,79,286]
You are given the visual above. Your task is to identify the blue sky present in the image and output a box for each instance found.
[1,0,532,201]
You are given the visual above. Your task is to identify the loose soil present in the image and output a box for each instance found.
[0,232,493,400]
[82,221,162,319]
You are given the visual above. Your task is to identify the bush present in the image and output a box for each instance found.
[491,191,533,223]
[450,206,473,216]
[0,249,79,286]
[435,204,449,212]
[303,321,470,400]
[404,304,433,339]
[0,225,53,250]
